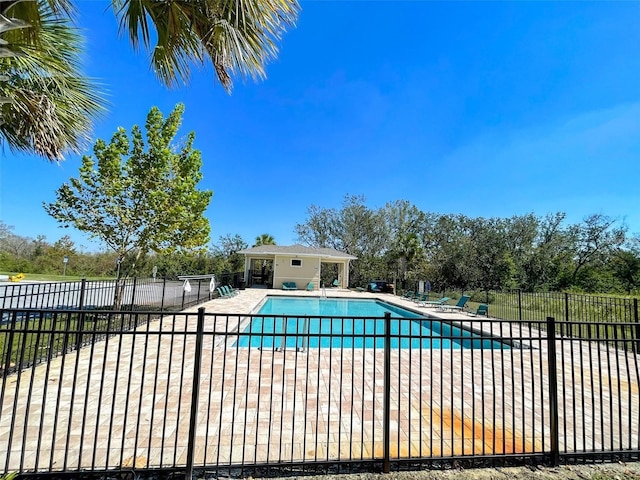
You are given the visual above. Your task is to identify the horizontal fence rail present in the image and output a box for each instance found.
[0,308,639,477]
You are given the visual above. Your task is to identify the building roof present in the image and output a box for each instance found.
[238,244,357,260]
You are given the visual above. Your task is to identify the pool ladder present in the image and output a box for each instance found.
[276,316,310,353]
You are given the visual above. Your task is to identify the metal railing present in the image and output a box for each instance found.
[480,291,640,353]
[1,308,638,477]
[0,277,219,313]
[485,291,638,324]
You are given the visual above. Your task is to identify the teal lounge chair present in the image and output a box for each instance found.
[222,285,238,296]
[332,279,339,287]
[402,291,414,299]
[414,293,429,303]
[418,296,450,307]
[217,287,230,299]
[282,282,297,290]
[470,304,489,317]
[306,282,314,291]
[439,295,471,312]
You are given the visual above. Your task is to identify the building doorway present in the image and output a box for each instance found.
[249,258,274,287]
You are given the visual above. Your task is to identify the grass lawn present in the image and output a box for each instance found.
[0,271,112,282]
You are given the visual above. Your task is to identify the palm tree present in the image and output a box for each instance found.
[113,0,300,90]
[253,233,276,247]
[1,0,299,161]
[0,0,104,161]
[252,233,275,284]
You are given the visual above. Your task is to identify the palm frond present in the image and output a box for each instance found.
[0,1,106,161]
[112,0,299,91]
[199,0,299,91]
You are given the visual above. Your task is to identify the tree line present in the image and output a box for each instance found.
[295,195,640,295]
[3,194,639,295]
[0,223,264,282]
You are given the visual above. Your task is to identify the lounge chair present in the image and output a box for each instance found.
[401,291,414,299]
[306,282,314,291]
[418,296,450,307]
[282,282,297,290]
[222,285,238,296]
[217,287,230,299]
[414,293,429,303]
[470,304,489,317]
[331,279,339,287]
[439,295,471,312]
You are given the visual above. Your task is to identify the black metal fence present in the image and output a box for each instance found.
[0,277,220,313]
[485,290,638,324]
[421,290,640,341]
[1,308,638,477]
[474,291,640,351]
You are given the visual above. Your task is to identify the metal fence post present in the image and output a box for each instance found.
[546,316,560,466]
[634,298,639,355]
[564,292,569,323]
[130,277,138,310]
[2,314,17,380]
[76,278,87,349]
[160,277,166,311]
[518,289,522,321]
[383,311,391,473]
[186,307,205,480]
[78,278,86,310]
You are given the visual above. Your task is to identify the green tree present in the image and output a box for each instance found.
[426,214,474,291]
[296,195,386,286]
[610,247,640,294]
[44,103,213,282]
[253,233,276,246]
[213,234,248,273]
[519,213,573,291]
[296,204,342,250]
[503,213,540,288]
[32,235,77,275]
[466,217,513,291]
[382,200,427,290]
[0,222,25,257]
[335,195,385,286]
[0,0,104,161]
[568,214,627,286]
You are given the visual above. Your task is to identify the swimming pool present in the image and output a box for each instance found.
[236,297,506,349]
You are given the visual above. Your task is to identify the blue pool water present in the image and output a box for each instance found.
[236,297,506,349]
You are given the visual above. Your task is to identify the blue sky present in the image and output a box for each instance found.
[1,1,639,252]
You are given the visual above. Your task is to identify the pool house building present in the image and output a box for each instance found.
[238,244,357,290]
